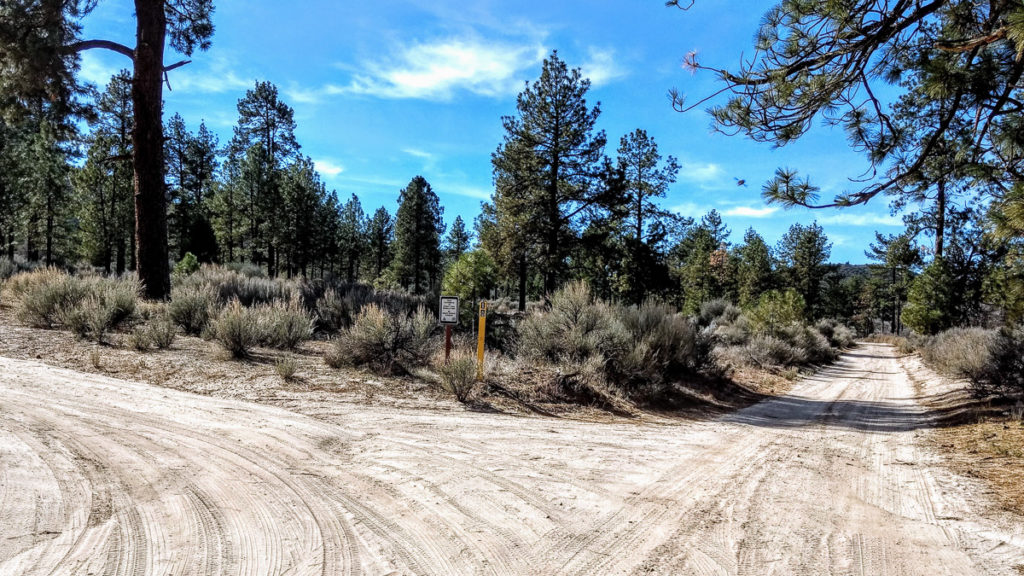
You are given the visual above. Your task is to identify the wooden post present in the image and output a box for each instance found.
[444,325,453,364]
[476,301,487,381]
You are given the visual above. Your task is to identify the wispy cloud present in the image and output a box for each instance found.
[167,54,253,94]
[670,201,711,219]
[725,205,779,218]
[443,184,492,200]
[403,148,434,160]
[580,47,627,86]
[78,52,124,87]
[339,36,547,100]
[314,159,345,177]
[817,212,902,227]
[678,161,724,183]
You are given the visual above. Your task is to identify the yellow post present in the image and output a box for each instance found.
[476,300,487,381]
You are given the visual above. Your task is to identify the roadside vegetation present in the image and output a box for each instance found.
[0,261,857,410]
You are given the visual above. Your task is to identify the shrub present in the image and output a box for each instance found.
[0,257,16,282]
[275,356,298,381]
[518,281,626,364]
[779,323,836,364]
[517,285,714,398]
[168,284,218,335]
[173,252,200,276]
[326,303,436,374]
[315,290,349,333]
[921,327,1001,390]
[699,298,740,327]
[260,299,314,349]
[13,269,90,328]
[815,319,856,349]
[616,301,703,387]
[436,348,478,402]
[11,270,139,341]
[129,326,152,350]
[147,317,177,349]
[742,334,807,368]
[714,314,752,345]
[212,300,262,357]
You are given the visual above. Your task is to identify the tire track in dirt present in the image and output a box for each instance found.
[1,347,1023,575]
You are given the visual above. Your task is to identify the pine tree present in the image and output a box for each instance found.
[228,81,299,276]
[0,0,215,297]
[491,51,608,295]
[338,194,366,283]
[388,176,444,295]
[734,228,774,309]
[444,215,471,267]
[776,222,832,320]
[615,128,680,304]
[365,206,394,282]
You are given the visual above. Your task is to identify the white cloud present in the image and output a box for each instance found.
[725,205,779,218]
[430,182,492,200]
[340,36,547,100]
[580,47,626,86]
[314,159,345,177]
[78,52,124,87]
[670,201,711,218]
[165,54,253,94]
[679,162,724,183]
[403,148,434,160]
[817,212,902,227]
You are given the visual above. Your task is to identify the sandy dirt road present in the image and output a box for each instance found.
[1,343,1022,575]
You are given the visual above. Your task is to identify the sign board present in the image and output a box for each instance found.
[439,296,460,325]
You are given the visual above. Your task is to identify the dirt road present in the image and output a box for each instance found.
[1,344,1022,575]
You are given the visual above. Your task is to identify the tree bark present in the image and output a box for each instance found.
[935,179,946,259]
[518,254,527,312]
[132,0,171,299]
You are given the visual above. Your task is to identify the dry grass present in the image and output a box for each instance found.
[930,417,1024,515]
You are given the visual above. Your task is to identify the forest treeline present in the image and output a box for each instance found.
[1,51,1021,337]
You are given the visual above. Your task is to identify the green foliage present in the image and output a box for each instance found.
[173,252,200,276]
[748,289,806,335]
[441,249,496,317]
[734,228,774,308]
[776,222,831,319]
[488,51,608,298]
[388,176,444,295]
[443,215,471,266]
[902,259,955,335]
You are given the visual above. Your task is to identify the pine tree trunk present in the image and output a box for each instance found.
[935,179,946,259]
[132,0,171,299]
[518,254,527,312]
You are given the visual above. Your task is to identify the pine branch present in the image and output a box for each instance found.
[64,39,134,60]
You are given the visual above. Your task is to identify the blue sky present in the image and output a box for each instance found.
[77,0,907,263]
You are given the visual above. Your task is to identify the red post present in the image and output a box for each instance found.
[444,325,453,364]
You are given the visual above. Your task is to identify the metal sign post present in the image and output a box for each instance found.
[439,296,459,364]
[476,301,487,381]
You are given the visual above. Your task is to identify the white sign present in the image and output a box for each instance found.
[439,296,460,325]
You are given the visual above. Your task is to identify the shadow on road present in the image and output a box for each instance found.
[723,395,941,432]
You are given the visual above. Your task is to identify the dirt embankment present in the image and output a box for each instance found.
[1,343,1023,574]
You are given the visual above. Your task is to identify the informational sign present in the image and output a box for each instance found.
[439,296,460,325]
